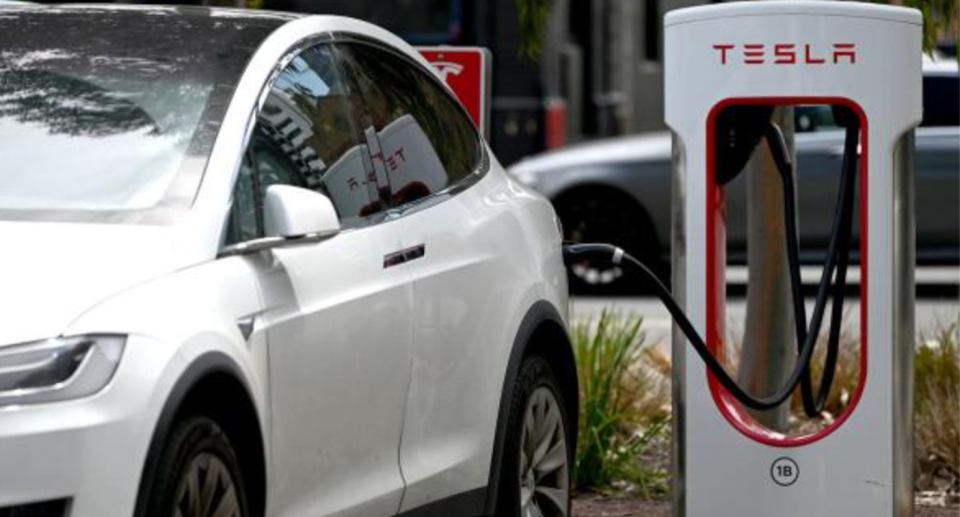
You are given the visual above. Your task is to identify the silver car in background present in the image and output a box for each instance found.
[511,64,959,293]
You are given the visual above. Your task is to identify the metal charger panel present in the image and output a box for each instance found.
[664,3,922,516]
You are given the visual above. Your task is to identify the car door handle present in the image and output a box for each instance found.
[383,244,426,269]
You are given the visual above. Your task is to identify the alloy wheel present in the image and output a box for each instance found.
[173,452,241,517]
[519,387,570,517]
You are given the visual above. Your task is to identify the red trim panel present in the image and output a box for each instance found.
[705,97,869,448]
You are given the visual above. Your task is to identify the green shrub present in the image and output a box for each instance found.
[572,311,670,498]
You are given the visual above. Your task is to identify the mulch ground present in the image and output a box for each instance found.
[574,496,669,517]
[573,496,959,517]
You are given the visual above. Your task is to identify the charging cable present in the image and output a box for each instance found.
[563,115,859,415]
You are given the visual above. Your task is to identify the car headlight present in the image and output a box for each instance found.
[0,335,126,406]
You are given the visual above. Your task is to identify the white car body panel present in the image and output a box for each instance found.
[3,255,268,517]
[396,157,567,511]
[0,223,179,345]
[259,220,416,517]
[0,333,183,516]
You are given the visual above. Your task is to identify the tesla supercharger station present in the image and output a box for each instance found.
[664,2,921,517]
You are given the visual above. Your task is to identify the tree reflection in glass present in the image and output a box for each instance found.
[0,7,290,222]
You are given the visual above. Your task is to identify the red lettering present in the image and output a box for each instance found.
[804,43,825,64]
[774,44,796,64]
[713,44,734,65]
[743,44,764,65]
[712,42,855,66]
[834,43,856,64]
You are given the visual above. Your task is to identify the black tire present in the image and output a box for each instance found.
[496,356,573,517]
[554,190,665,296]
[137,415,250,517]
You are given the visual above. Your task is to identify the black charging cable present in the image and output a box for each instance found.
[563,118,860,415]
[564,241,810,410]
[769,120,859,416]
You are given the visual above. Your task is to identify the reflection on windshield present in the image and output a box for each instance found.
[0,7,289,223]
[0,69,159,137]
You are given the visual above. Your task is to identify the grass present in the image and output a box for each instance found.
[572,311,670,498]
[723,320,862,432]
[916,321,960,493]
[789,325,861,422]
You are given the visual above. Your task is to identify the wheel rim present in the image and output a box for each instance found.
[570,262,624,286]
[173,452,241,517]
[519,387,569,517]
[561,199,649,287]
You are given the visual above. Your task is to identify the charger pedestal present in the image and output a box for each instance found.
[664,3,922,516]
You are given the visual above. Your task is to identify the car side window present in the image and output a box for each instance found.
[336,42,482,208]
[226,43,381,243]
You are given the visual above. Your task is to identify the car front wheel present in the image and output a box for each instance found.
[138,415,250,517]
[497,356,572,517]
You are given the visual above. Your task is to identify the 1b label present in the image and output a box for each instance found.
[771,457,799,487]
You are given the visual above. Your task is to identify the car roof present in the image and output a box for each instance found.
[511,125,958,173]
[510,132,674,174]
[922,51,959,73]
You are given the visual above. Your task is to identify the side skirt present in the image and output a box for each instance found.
[396,487,488,517]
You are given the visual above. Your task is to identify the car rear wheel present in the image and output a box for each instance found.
[555,190,663,295]
[497,356,572,517]
[139,415,250,517]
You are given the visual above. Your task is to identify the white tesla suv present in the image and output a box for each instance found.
[0,6,575,517]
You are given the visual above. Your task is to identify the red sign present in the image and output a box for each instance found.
[418,47,491,138]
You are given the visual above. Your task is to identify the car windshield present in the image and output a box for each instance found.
[0,7,289,223]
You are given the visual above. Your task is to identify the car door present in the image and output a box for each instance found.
[224,43,414,517]
[795,130,862,260]
[721,128,848,263]
[336,41,515,512]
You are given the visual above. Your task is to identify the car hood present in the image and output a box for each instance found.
[0,222,187,346]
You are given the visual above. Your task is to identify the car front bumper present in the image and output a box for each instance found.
[0,336,180,517]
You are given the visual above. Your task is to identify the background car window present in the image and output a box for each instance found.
[922,74,960,127]
[796,72,959,132]
[229,44,381,237]
[336,42,481,207]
